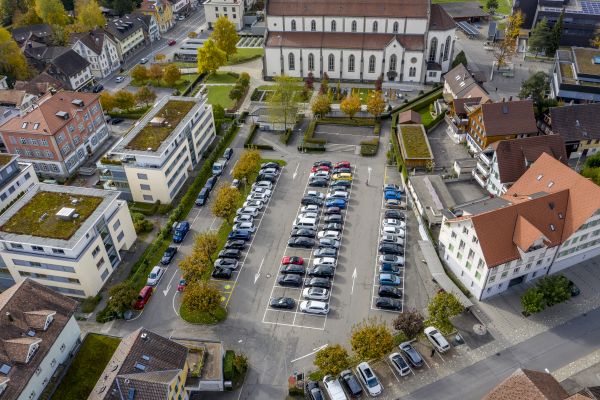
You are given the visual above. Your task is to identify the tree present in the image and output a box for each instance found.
[35,0,69,26]
[229,86,243,102]
[547,11,564,56]
[213,104,225,120]
[528,18,551,55]
[350,317,395,360]
[426,291,464,334]
[493,11,523,69]
[179,252,210,281]
[73,0,105,32]
[536,275,571,306]
[305,72,314,90]
[375,74,383,91]
[367,91,386,119]
[268,75,301,130]
[163,64,181,87]
[197,39,227,75]
[452,50,468,69]
[314,344,351,376]
[340,94,361,119]
[486,0,498,13]
[311,94,331,119]
[212,187,242,223]
[521,287,546,314]
[13,6,44,27]
[238,72,251,88]
[193,232,219,263]
[130,64,149,83]
[319,72,329,95]
[233,149,261,183]
[211,16,239,59]
[154,53,166,63]
[519,71,550,115]
[107,282,136,313]
[110,0,136,15]
[148,64,163,84]
[135,85,156,106]
[0,27,30,83]
[182,281,222,315]
[99,91,115,112]
[393,309,424,339]
[113,90,135,110]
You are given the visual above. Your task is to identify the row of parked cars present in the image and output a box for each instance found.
[195,148,234,206]
[271,161,353,316]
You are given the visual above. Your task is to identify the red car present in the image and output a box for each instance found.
[334,161,351,169]
[134,286,153,310]
[310,165,330,173]
[281,256,304,265]
[168,39,177,46]
[177,279,187,292]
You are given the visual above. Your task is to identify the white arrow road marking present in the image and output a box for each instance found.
[254,257,265,284]
[163,271,178,296]
[293,162,300,180]
[351,268,358,295]
[290,344,329,363]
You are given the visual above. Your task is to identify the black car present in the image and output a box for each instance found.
[301,196,323,206]
[261,162,281,170]
[160,246,177,265]
[309,178,329,188]
[376,297,402,310]
[305,380,324,400]
[111,117,124,125]
[313,161,332,168]
[340,370,363,397]
[205,175,218,190]
[400,342,424,368]
[313,247,337,257]
[331,180,352,189]
[257,173,277,183]
[378,286,402,299]
[324,206,341,215]
[288,237,315,248]
[218,249,241,259]
[212,267,233,279]
[304,277,331,289]
[291,228,316,238]
[279,264,305,274]
[223,148,233,160]
[385,210,406,220]
[332,167,352,174]
[92,84,104,93]
[378,243,404,255]
[324,222,342,231]
[324,214,343,223]
[278,274,302,287]
[269,297,295,309]
[308,265,335,278]
[224,240,246,250]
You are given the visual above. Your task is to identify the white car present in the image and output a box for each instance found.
[247,192,269,202]
[309,171,330,180]
[326,191,349,200]
[306,190,326,199]
[115,75,125,83]
[313,257,336,266]
[382,219,406,228]
[302,287,330,300]
[299,300,329,315]
[252,187,272,197]
[237,207,259,217]
[388,352,411,377]
[323,375,347,400]
[233,214,253,224]
[356,362,382,396]
[317,230,341,240]
[380,235,405,246]
[301,204,319,213]
[381,226,405,237]
[233,222,256,232]
[243,200,264,210]
[297,212,319,221]
[424,326,451,353]
[252,181,273,190]
[146,266,164,286]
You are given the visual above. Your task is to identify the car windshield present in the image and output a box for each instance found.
[150,272,157,278]
[366,377,378,388]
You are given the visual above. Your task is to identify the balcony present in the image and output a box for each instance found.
[477,151,493,166]
[472,169,487,188]
[476,162,489,177]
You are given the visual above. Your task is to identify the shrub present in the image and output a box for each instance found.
[298,143,326,152]
[131,212,153,234]
[360,137,379,156]
[81,294,102,313]
[303,120,326,144]
[280,128,293,144]
[521,287,546,314]
[224,350,235,380]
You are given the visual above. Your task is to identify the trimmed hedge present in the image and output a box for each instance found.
[424,112,445,131]
[280,128,293,145]
[224,350,235,381]
[319,117,376,126]
[298,143,326,152]
[108,105,151,119]
[303,120,326,144]
[360,137,379,156]
[390,87,443,117]
[244,124,274,150]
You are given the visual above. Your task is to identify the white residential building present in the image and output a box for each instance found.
[136,13,161,43]
[0,154,38,214]
[439,153,600,300]
[70,30,121,78]
[104,14,147,60]
[204,0,244,31]
[0,184,137,298]
[0,279,81,400]
[263,1,456,83]
[98,96,216,204]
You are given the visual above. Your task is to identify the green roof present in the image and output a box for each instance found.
[399,125,433,159]
[1,191,104,240]
[0,154,15,166]
[125,100,196,151]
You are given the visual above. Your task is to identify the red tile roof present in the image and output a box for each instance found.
[266,32,425,51]
[483,369,570,400]
[267,0,428,18]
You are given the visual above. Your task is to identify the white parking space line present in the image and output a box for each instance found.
[435,350,446,363]
[385,359,401,383]
[262,320,325,330]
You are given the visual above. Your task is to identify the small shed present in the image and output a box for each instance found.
[398,110,422,125]
[397,124,434,168]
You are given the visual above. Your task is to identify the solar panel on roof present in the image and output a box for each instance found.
[457,21,480,36]
[0,364,11,375]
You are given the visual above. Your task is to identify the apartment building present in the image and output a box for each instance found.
[0,154,38,214]
[70,30,121,79]
[204,0,245,30]
[99,96,216,204]
[136,13,161,43]
[23,46,94,92]
[439,153,600,300]
[551,47,600,103]
[0,184,136,298]
[445,96,486,143]
[140,0,174,33]
[0,91,110,179]
[0,279,81,400]
[473,135,567,196]
[442,63,490,102]
[104,14,147,60]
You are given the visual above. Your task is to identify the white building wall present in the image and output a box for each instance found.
[283,49,302,78]
[267,15,284,31]
[322,48,343,80]
[342,17,364,33]
[204,0,244,30]
[341,50,362,80]
[302,49,321,77]
[426,29,454,71]
[365,18,387,33]
[0,163,38,213]
[405,18,427,34]
[402,51,423,82]
[362,50,383,81]
[386,18,406,33]
[324,17,344,32]
[551,211,600,273]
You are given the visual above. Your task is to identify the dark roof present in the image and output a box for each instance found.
[51,49,90,77]
[24,45,70,63]
[0,279,78,399]
[267,0,428,18]
[11,24,53,45]
[444,63,477,96]
[430,4,456,31]
[453,97,482,114]
[549,103,600,142]
[427,62,442,71]
[439,2,490,19]
[483,368,571,400]
[14,73,65,96]
[491,135,567,184]
[398,110,422,124]
[104,14,145,41]
[266,32,424,51]
[70,29,110,55]
[480,100,537,136]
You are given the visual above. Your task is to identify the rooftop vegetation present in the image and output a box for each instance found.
[399,125,433,159]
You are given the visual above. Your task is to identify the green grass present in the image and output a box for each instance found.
[52,334,121,400]
[131,73,199,92]
[205,72,240,84]
[1,191,103,240]
[399,125,433,159]
[432,0,511,15]
[206,85,236,109]
[415,105,434,126]
[171,62,197,68]
[180,304,228,324]
[260,159,288,166]
[227,47,264,65]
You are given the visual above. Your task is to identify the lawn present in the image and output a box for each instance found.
[399,125,433,159]
[180,303,228,324]
[415,105,434,126]
[206,85,236,109]
[227,47,264,65]
[432,0,512,15]
[52,334,121,400]
[131,73,199,92]
[330,87,375,104]
[205,71,239,84]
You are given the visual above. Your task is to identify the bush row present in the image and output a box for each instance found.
[360,137,379,156]
[390,87,443,116]
[319,117,376,126]
[298,143,326,152]
[303,120,326,144]
[108,105,151,119]
[280,128,293,145]
[244,124,274,150]
[424,112,446,131]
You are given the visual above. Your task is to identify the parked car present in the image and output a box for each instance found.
[196,187,210,206]
[334,161,351,169]
[228,230,252,241]
[167,39,176,45]
[243,200,264,209]
[134,286,153,309]
[379,263,402,274]
[309,171,330,180]
[252,187,272,197]
[308,265,335,278]
[115,75,125,83]
[177,279,187,292]
[237,207,259,217]
[384,190,402,201]
[288,237,315,248]
[92,84,104,93]
[218,249,241,259]
[324,222,342,231]
[306,190,326,199]
[214,258,239,270]
[311,165,331,173]
[325,198,347,209]
[332,173,353,181]
[269,297,296,309]
[279,264,305,274]
[305,380,325,400]
[261,162,281,170]
[331,180,351,189]
[309,178,329,187]
[385,210,405,220]
[139,57,149,64]
[299,300,329,315]
[247,192,269,202]
[281,256,304,265]
[303,277,331,289]
[378,255,405,266]
[324,206,341,215]
[382,218,406,228]
[260,167,279,175]
[332,167,352,174]
[234,214,253,224]
[379,273,401,286]
[356,362,382,396]
[212,267,233,279]
[303,287,329,300]
[301,204,320,214]
[313,247,337,257]
[384,183,401,192]
[146,266,164,286]
[257,173,277,183]
[313,160,333,168]
[339,370,363,398]
[231,179,241,189]
[232,222,257,233]
[223,147,233,160]
[400,342,424,368]
[385,199,406,210]
[378,286,402,299]
[319,238,340,249]
[161,246,177,265]
[278,274,302,287]
[380,235,405,246]
[291,228,316,238]
[317,230,341,240]
[301,196,324,206]
[388,353,411,377]
[253,181,273,190]
[205,175,218,190]
[381,226,405,237]
[424,326,451,353]
[378,243,404,255]
[313,257,336,266]
[326,191,349,200]
[323,375,347,400]
[224,240,246,250]
[376,297,402,310]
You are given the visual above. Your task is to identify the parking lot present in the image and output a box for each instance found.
[313,123,377,145]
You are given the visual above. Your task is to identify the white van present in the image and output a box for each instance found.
[323,375,348,400]
[294,218,317,229]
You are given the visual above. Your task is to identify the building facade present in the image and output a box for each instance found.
[136,13,161,43]
[439,153,600,300]
[204,0,245,31]
[104,14,147,60]
[140,0,174,33]
[551,47,600,103]
[263,1,456,83]
[99,96,216,203]
[0,154,38,214]
[0,184,136,298]
[70,30,121,79]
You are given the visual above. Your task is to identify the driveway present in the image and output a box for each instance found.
[427,121,471,171]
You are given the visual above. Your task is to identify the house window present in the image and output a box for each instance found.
[291,20,296,31]
[389,54,397,71]
[50,358,57,368]
[458,240,465,250]
[501,271,508,278]
[311,20,316,31]
[117,231,125,242]
[308,53,314,71]
[448,243,454,251]
[475,271,481,280]
[393,21,399,33]
[372,21,378,32]
[451,231,457,239]
[351,20,357,32]
[137,173,148,180]
[60,343,66,352]
[328,54,335,71]
[113,220,121,230]
[368,55,376,73]
[409,67,416,77]
[143,195,153,201]
[331,20,336,31]
[428,37,438,62]
[489,276,496,283]
[96,258,105,269]
[288,53,295,70]
[443,36,451,60]
[92,245,100,257]
[348,55,355,72]
[514,267,520,274]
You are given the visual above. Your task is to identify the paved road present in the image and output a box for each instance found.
[402,306,600,400]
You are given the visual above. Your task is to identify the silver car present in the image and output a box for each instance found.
[252,181,273,190]
[232,222,256,232]
[302,287,330,300]
[356,362,382,396]
[236,207,259,217]
[234,214,253,224]
[146,266,164,286]
[299,300,329,315]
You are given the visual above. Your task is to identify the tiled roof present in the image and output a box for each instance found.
[267,0,428,18]
[549,103,600,142]
[430,4,456,31]
[0,90,28,108]
[483,369,570,400]
[513,215,546,252]
[11,24,53,44]
[14,73,65,96]
[444,64,476,95]
[70,29,109,55]
[491,135,567,184]
[398,110,422,124]
[0,279,78,399]
[480,100,537,137]
[104,14,145,41]
[266,31,425,51]
[453,97,482,115]
[51,49,90,77]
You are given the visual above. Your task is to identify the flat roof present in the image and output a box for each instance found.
[573,47,600,77]
[439,2,489,19]
[398,124,433,159]
[409,174,456,222]
[0,154,17,166]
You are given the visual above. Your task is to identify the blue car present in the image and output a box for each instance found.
[227,229,252,241]
[384,190,402,201]
[325,198,347,209]
[173,221,190,243]
[379,273,402,286]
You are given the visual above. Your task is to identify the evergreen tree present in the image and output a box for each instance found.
[547,11,564,56]
[528,18,551,55]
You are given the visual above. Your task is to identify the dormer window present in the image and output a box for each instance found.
[26,342,39,363]
[44,314,54,330]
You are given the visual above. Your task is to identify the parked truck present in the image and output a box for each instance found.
[212,157,228,175]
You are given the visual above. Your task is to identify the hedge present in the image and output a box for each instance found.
[224,350,235,381]
[319,117,376,126]
[424,112,446,131]
[303,120,326,144]
[280,128,293,145]
[244,124,274,150]
[108,105,151,119]
[360,137,379,156]
[298,143,326,152]
[181,72,206,96]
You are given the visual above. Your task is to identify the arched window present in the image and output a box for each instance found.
[348,55,355,72]
[328,54,335,71]
[428,37,438,62]
[291,20,296,31]
[331,20,336,32]
[372,21,378,32]
[351,20,357,32]
[368,55,376,73]
[288,53,295,70]
[443,36,451,61]
[308,53,314,71]
[409,67,416,77]
[393,21,399,33]
[389,54,397,71]
[311,20,316,31]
